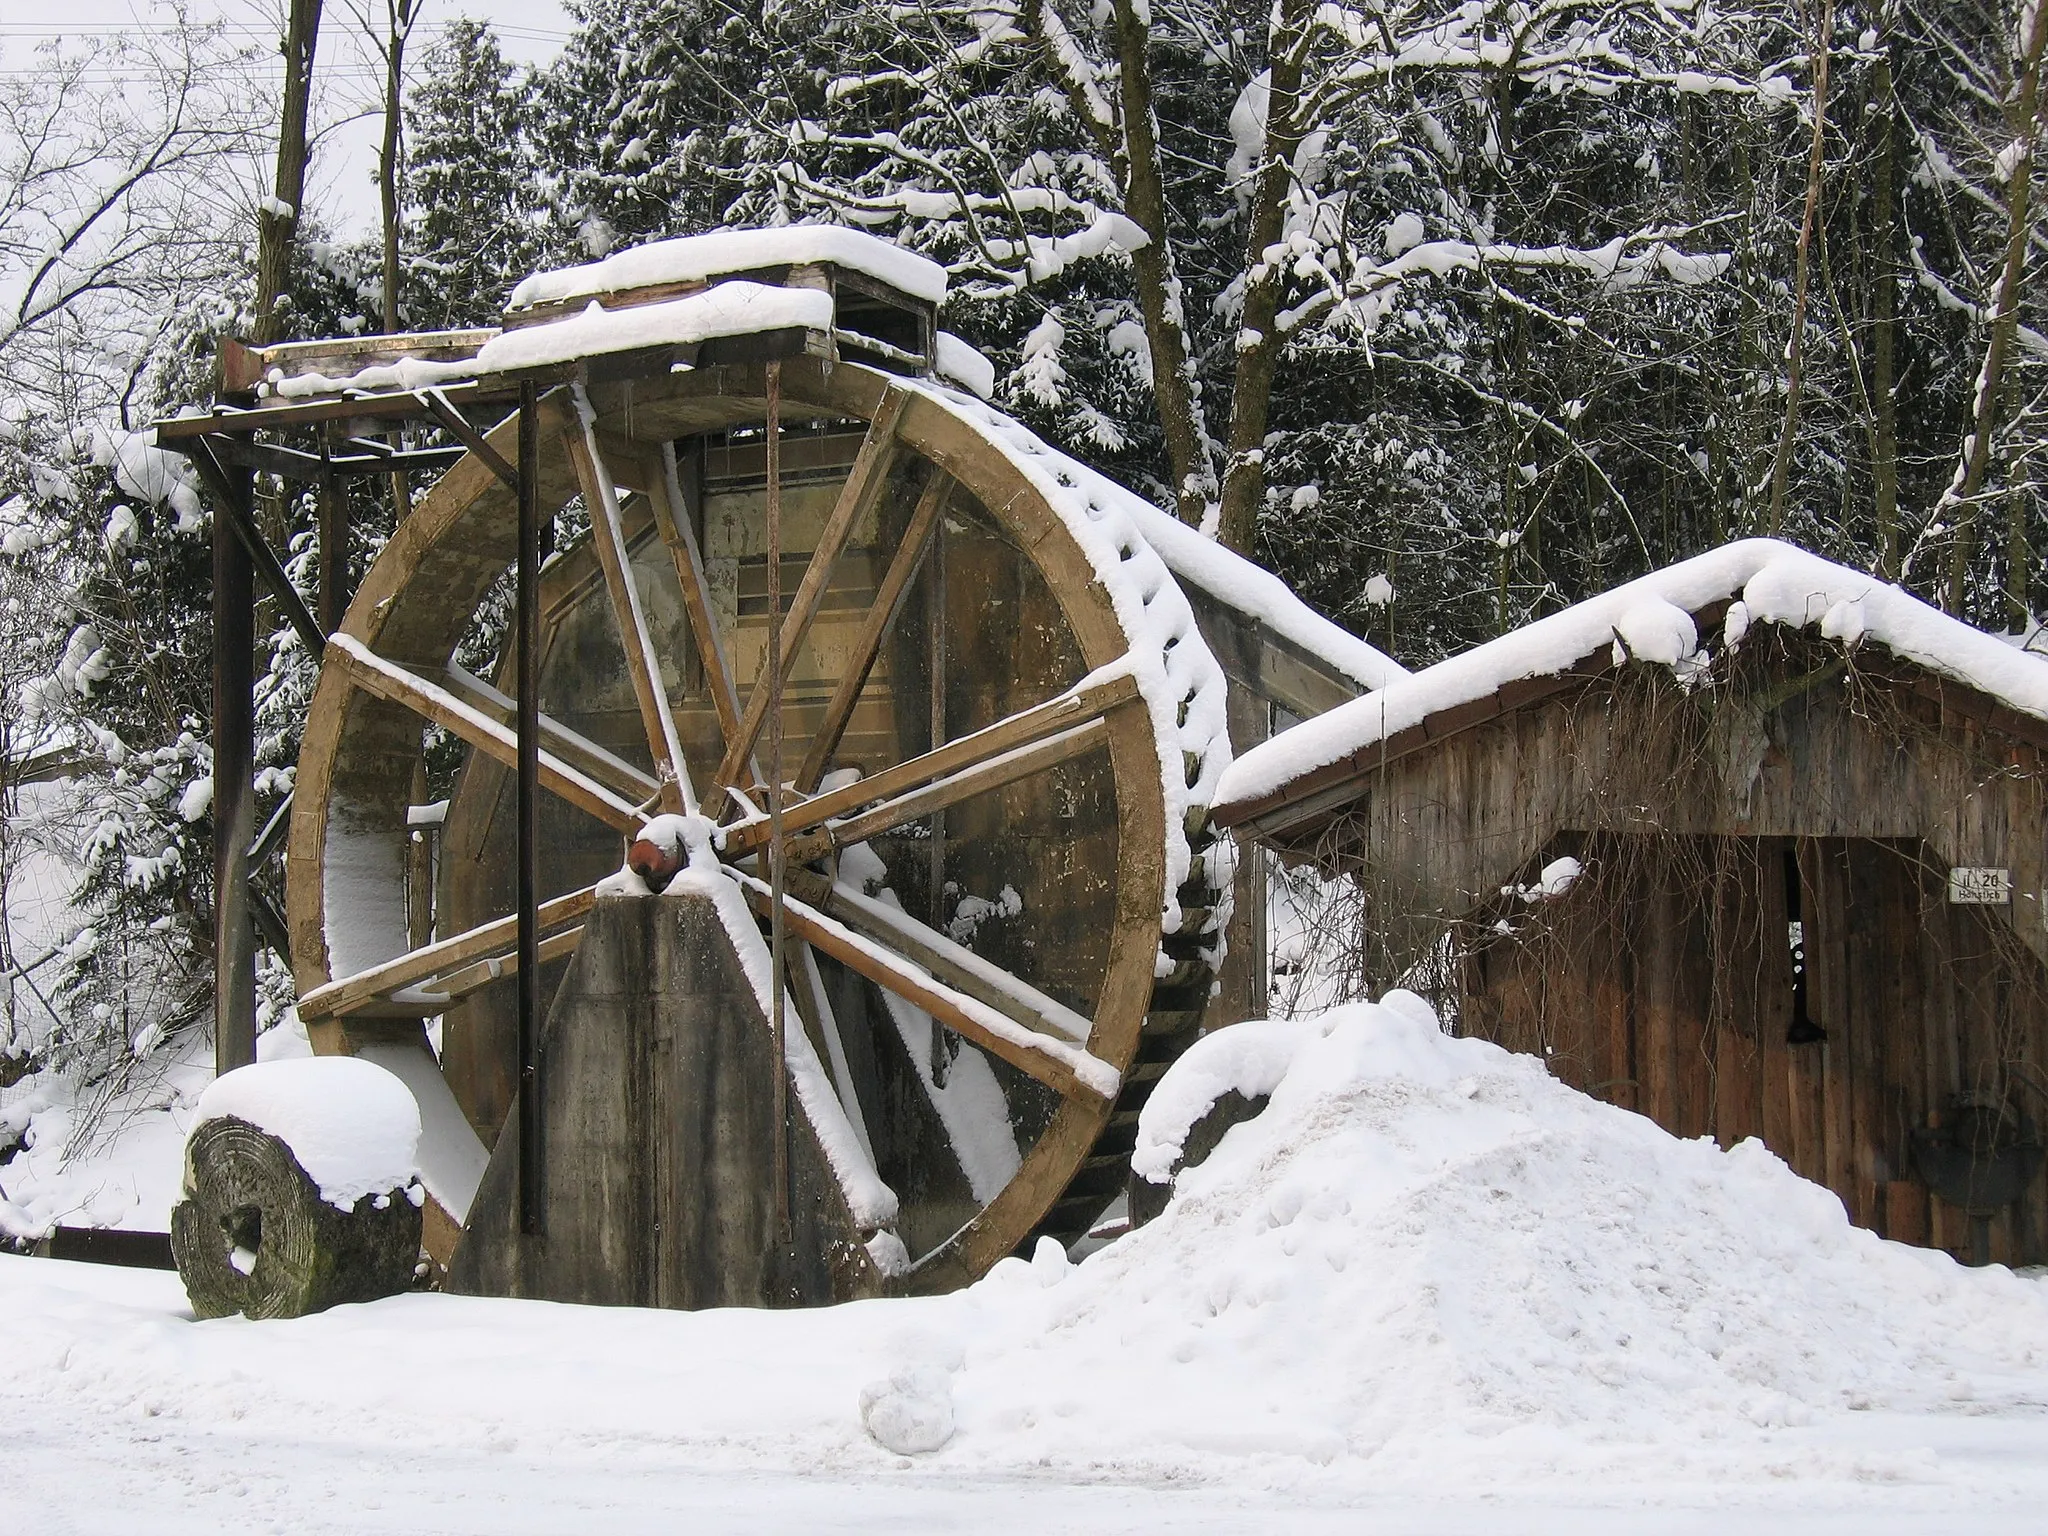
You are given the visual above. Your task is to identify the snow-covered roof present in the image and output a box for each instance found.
[1216,538,2048,817]
[505,226,951,312]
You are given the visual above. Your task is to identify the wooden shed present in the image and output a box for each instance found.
[1212,540,2048,1267]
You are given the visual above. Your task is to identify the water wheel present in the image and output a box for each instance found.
[284,349,1230,1295]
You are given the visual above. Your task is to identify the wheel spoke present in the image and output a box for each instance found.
[723,668,1139,859]
[733,872,1118,1105]
[328,636,646,831]
[300,883,599,1023]
[439,662,662,805]
[783,867,1092,1046]
[796,470,952,793]
[648,441,744,750]
[790,720,1108,863]
[563,394,695,812]
[713,385,910,799]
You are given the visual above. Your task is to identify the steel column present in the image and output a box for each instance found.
[211,464,257,1073]
[516,382,543,1233]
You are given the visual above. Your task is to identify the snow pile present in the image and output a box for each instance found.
[505,225,950,311]
[9,995,2048,1517]
[193,1058,421,1212]
[1219,537,2048,811]
[929,997,2048,1482]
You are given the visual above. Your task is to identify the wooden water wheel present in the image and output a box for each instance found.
[280,281,1230,1296]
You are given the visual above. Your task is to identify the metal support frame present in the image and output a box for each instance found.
[516,382,544,1235]
[211,462,257,1074]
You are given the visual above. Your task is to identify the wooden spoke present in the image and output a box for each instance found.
[734,874,1118,1105]
[439,662,662,806]
[713,385,909,797]
[796,470,952,793]
[796,940,875,1163]
[563,397,694,813]
[427,925,586,1009]
[783,867,1092,1046]
[724,668,1139,859]
[328,636,644,831]
[299,884,600,1023]
[649,441,743,746]
[789,720,1108,864]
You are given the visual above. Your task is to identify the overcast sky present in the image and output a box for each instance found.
[1,0,574,236]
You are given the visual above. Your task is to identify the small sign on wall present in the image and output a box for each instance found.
[1947,866,2012,904]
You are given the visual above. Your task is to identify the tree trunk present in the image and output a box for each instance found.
[1942,0,2047,617]
[1216,0,1313,554]
[1870,41,1901,579]
[252,0,323,346]
[1767,0,1835,533]
[1106,0,1215,530]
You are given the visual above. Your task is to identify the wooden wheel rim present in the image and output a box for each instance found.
[287,358,1168,1286]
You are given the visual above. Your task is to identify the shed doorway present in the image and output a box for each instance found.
[1457,833,2048,1266]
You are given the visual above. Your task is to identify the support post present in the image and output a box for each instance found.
[212,464,257,1073]
[316,430,347,635]
[516,382,542,1234]
[765,361,790,1244]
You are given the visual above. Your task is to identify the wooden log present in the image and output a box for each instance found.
[171,1117,421,1320]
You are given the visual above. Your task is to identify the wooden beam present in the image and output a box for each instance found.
[298,886,599,1022]
[789,718,1108,863]
[734,876,1117,1105]
[417,388,519,491]
[722,670,1137,860]
[713,386,910,797]
[438,663,662,805]
[327,635,643,830]
[563,398,693,812]
[785,867,1093,1046]
[796,470,952,793]
[648,441,743,747]
[203,434,466,482]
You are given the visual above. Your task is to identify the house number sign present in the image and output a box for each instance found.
[1947,867,2012,904]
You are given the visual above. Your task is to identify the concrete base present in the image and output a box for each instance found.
[448,892,879,1309]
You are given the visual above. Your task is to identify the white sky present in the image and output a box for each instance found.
[0,0,573,236]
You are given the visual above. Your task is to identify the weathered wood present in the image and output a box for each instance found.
[562,403,691,810]
[298,885,599,1023]
[786,867,1094,1045]
[449,895,881,1308]
[796,471,952,793]
[735,876,1116,1106]
[725,672,1138,860]
[326,636,644,830]
[714,386,910,797]
[787,719,1109,864]
[647,441,742,746]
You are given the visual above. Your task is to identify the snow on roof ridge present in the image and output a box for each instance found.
[1217,537,2048,814]
[506,226,950,311]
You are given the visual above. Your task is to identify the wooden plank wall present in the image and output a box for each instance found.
[1462,833,2048,1266]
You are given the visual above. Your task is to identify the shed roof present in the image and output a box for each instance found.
[1214,538,2048,830]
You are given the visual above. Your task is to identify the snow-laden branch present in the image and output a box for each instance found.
[1276,228,1732,338]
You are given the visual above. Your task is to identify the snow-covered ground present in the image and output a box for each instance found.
[7,998,2048,1532]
